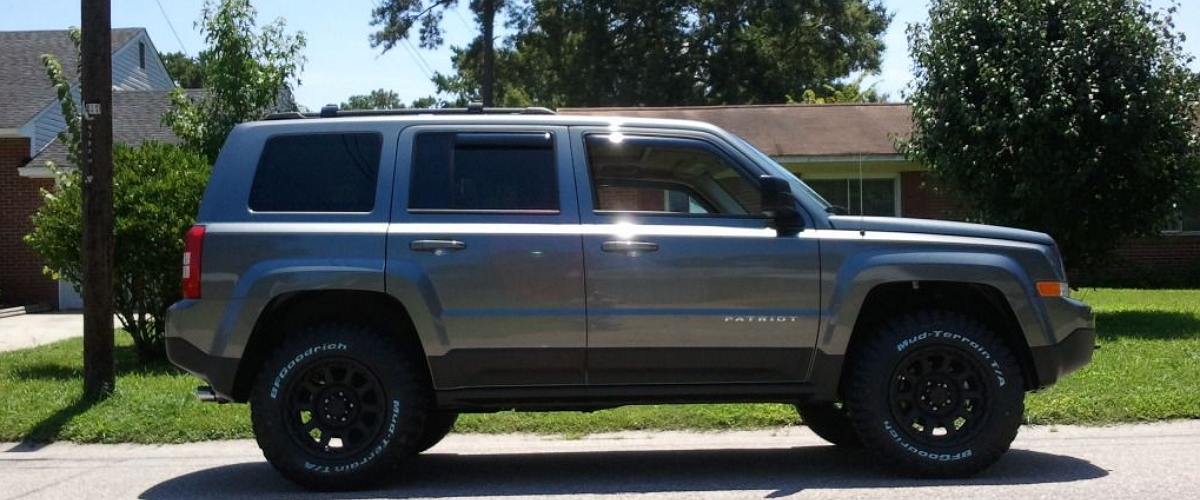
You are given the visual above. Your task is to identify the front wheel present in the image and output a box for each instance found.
[843,311,1025,478]
[250,324,430,491]
[414,411,459,453]
[796,401,862,447]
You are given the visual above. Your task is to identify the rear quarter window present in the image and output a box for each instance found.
[248,132,383,213]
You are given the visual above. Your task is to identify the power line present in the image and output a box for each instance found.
[451,8,473,31]
[155,0,189,55]
[399,38,436,79]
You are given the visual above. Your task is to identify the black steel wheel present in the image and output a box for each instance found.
[889,345,990,449]
[843,310,1024,478]
[250,324,429,491]
[280,356,387,460]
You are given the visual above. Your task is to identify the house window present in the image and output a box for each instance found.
[138,42,146,69]
[1166,197,1200,233]
[804,177,899,216]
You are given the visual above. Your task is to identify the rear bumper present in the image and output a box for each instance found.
[166,336,241,400]
[166,300,242,401]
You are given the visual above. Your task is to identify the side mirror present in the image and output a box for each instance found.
[760,175,802,233]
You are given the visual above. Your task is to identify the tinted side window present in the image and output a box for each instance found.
[409,132,558,211]
[249,133,382,212]
[585,134,760,215]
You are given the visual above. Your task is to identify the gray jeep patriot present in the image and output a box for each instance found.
[166,105,1095,491]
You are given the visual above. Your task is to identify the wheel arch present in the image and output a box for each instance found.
[815,251,1055,396]
[229,290,427,402]
[831,281,1039,399]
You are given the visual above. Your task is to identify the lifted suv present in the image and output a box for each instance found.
[167,106,1094,490]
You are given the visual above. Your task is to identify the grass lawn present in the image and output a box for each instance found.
[1,288,1197,443]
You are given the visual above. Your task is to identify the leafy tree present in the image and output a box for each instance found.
[160,51,206,88]
[903,0,1200,270]
[690,0,891,105]
[30,34,209,364]
[31,32,211,364]
[795,74,889,104]
[436,0,891,107]
[370,0,508,106]
[341,88,405,110]
[27,143,209,362]
[340,89,443,110]
[164,0,306,162]
[431,42,532,107]
[408,95,439,108]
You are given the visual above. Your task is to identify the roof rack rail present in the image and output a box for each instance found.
[264,101,556,120]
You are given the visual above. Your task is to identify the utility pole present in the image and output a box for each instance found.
[80,0,115,399]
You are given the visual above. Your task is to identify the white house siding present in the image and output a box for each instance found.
[26,92,71,157]
[24,30,174,158]
[111,31,174,90]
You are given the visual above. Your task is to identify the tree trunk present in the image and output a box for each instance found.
[481,0,496,106]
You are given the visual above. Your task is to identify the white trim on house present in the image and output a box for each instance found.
[800,172,903,217]
[773,154,907,164]
[16,165,57,178]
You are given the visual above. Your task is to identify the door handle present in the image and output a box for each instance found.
[601,240,659,253]
[410,239,466,252]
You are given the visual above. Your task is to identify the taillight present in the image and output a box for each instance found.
[182,225,205,299]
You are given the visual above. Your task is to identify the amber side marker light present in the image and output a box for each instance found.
[1036,281,1069,298]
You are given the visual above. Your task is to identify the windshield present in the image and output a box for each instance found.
[726,133,833,210]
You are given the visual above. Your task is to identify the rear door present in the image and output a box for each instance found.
[386,125,586,389]
[572,128,822,385]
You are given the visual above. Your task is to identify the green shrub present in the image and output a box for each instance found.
[26,142,209,362]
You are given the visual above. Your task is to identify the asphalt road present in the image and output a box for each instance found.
[3,422,1198,500]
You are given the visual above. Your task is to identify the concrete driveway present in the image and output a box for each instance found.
[0,312,88,353]
[3,422,1199,500]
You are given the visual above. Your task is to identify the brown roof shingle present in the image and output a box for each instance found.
[559,103,912,157]
[0,28,144,128]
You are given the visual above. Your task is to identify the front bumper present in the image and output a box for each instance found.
[1027,296,1095,389]
[1029,326,1096,389]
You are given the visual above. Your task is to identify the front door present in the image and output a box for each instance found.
[573,130,822,385]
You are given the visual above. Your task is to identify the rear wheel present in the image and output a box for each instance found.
[250,324,430,491]
[843,310,1024,478]
[796,401,862,447]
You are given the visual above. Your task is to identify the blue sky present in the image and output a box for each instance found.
[1,0,1197,110]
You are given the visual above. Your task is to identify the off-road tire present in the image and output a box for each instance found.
[414,411,459,453]
[250,324,430,491]
[796,401,862,447]
[843,310,1024,478]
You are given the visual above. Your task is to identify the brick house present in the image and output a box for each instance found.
[563,104,1200,284]
[1,28,178,309]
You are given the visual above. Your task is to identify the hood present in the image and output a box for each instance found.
[827,216,1056,246]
